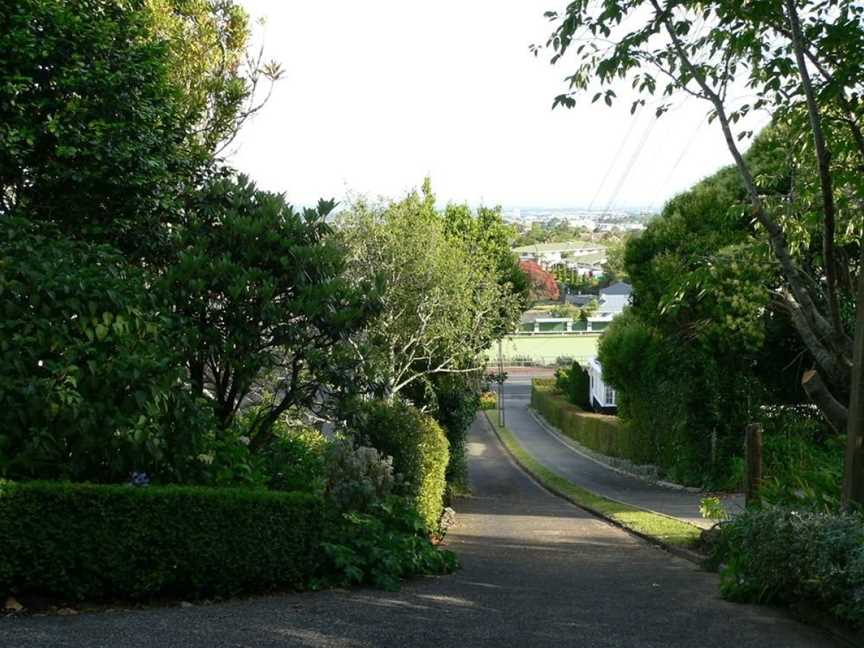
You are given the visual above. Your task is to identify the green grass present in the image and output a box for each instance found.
[485,411,701,548]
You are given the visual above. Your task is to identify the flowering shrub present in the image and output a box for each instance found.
[324,439,395,512]
[479,391,497,410]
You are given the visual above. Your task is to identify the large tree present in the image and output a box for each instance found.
[339,181,523,401]
[163,173,373,448]
[0,0,277,260]
[539,0,864,505]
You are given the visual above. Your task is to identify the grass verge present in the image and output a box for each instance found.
[484,411,701,549]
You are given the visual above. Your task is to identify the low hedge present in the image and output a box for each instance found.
[0,481,323,601]
[712,507,864,627]
[531,380,639,461]
[354,400,449,531]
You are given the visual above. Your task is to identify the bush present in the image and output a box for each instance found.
[430,375,479,491]
[324,439,396,513]
[532,381,638,461]
[353,400,449,531]
[479,391,498,410]
[0,481,323,601]
[554,361,590,408]
[260,425,329,494]
[712,507,864,626]
[316,495,458,591]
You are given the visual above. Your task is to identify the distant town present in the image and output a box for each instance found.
[503,207,657,233]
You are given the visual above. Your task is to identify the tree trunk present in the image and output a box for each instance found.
[842,271,864,508]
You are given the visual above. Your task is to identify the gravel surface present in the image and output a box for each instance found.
[0,416,837,648]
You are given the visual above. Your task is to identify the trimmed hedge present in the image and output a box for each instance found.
[354,400,449,531]
[531,380,639,461]
[0,481,323,601]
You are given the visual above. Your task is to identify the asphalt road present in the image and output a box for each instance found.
[499,376,743,527]
[0,416,836,648]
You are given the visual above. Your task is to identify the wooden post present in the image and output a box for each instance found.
[745,423,763,506]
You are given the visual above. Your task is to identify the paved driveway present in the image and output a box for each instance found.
[0,417,836,647]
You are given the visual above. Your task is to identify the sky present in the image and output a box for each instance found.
[230,1,769,211]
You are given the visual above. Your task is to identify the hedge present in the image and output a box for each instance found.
[531,380,640,461]
[354,400,449,531]
[0,481,323,601]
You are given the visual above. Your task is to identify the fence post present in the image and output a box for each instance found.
[745,423,763,506]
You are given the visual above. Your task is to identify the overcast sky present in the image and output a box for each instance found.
[230,1,768,211]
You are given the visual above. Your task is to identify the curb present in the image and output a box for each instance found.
[481,412,706,566]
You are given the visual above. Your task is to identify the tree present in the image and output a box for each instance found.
[0,219,210,483]
[538,0,864,505]
[520,259,561,301]
[443,202,530,332]
[339,181,522,400]
[0,0,276,260]
[162,173,373,449]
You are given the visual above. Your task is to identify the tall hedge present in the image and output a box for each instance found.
[531,381,641,462]
[0,481,323,601]
[354,400,449,530]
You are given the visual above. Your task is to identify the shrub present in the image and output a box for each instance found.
[712,507,864,626]
[353,400,449,531]
[324,438,396,513]
[260,425,329,494]
[479,391,498,410]
[532,381,638,461]
[554,361,590,408]
[316,495,458,591]
[430,375,479,491]
[0,481,323,601]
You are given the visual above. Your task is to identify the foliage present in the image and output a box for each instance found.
[259,423,329,494]
[479,391,498,410]
[323,438,395,513]
[595,130,820,487]
[712,507,864,626]
[339,180,522,399]
[351,400,450,531]
[554,361,590,408]
[757,407,844,511]
[163,172,373,446]
[537,0,864,499]
[404,374,480,492]
[0,480,323,601]
[316,495,458,591]
[0,0,192,258]
[532,381,635,462]
[146,0,282,154]
[699,497,730,522]
[0,219,212,483]
[519,259,560,302]
[443,202,530,329]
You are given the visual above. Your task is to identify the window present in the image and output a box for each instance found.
[605,384,616,406]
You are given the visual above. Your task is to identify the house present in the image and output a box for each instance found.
[587,357,617,413]
[586,281,632,331]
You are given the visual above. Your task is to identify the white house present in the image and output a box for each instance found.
[587,357,617,411]
[586,282,632,331]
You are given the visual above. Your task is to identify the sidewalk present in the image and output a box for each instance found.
[499,376,743,529]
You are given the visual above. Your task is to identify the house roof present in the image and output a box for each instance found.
[565,294,597,306]
[600,281,632,296]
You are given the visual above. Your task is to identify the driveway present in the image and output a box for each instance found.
[0,417,836,647]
